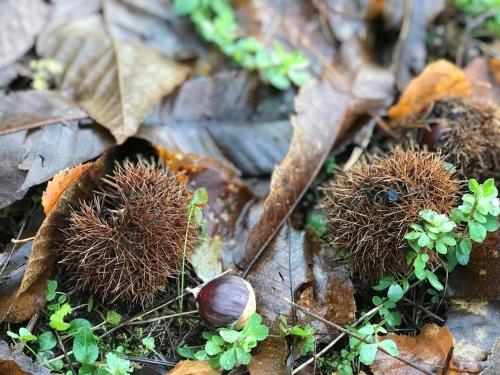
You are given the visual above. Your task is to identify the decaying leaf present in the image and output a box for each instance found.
[37,15,191,143]
[0,91,113,209]
[247,336,288,375]
[0,241,49,323]
[371,324,456,374]
[0,340,50,375]
[0,0,48,69]
[242,65,394,271]
[138,71,292,176]
[446,299,500,363]
[42,163,93,215]
[0,91,87,136]
[464,57,500,105]
[16,157,107,308]
[388,59,472,124]
[167,360,220,375]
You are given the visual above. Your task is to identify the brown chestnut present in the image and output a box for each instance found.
[191,275,256,329]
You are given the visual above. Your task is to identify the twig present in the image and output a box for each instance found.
[56,330,76,375]
[124,310,198,326]
[10,236,36,244]
[342,120,375,172]
[292,303,385,374]
[124,356,176,366]
[402,297,445,323]
[0,217,28,279]
[283,298,434,375]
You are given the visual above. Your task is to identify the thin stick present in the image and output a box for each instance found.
[292,303,384,374]
[10,236,36,244]
[124,310,198,326]
[56,330,76,375]
[402,297,445,323]
[284,298,434,375]
[0,217,28,279]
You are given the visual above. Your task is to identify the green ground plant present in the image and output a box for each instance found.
[173,0,311,90]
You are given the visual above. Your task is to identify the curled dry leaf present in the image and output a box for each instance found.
[371,324,457,374]
[0,0,48,69]
[138,71,293,176]
[167,360,220,375]
[388,59,472,124]
[37,15,191,143]
[0,91,113,209]
[0,340,50,375]
[0,241,49,323]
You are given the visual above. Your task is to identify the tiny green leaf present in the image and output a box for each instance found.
[387,284,403,302]
[105,310,122,326]
[359,343,378,365]
[379,339,398,356]
[142,337,155,351]
[468,220,487,243]
[73,327,98,365]
[38,332,57,351]
[220,347,237,370]
[219,329,241,343]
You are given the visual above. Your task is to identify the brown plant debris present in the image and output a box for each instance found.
[324,149,460,282]
[417,99,500,182]
[58,160,195,305]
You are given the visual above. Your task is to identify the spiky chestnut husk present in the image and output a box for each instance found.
[59,160,196,305]
[324,149,461,283]
[420,99,500,182]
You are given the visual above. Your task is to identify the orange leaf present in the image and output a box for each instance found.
[42,163,93,215]
[167,360,220,375]
[371,324,457,374]
[388,60,471,124]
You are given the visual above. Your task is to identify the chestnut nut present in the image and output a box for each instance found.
[193,275,256,329]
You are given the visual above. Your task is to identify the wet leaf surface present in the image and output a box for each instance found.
[247,336,288,375]
[37,15,191,143]
[0,0,48,69]
[371,324,456,374]
[138,71,293,176]
[0,340,50,375]
[0,91,113,209]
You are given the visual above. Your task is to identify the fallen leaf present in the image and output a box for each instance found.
[0,340,50,375]
[167,360,219,375]
[0,0,48,69]
[446,299,500,363]
[464,57,500,105]
[42,163,93,215]
[104,0,204,60]
[37,15,191,143]
[247,336,288,375]
[388,59,472,124]
[0,241,49,323]
[0,91,87,136]
[448,232,500,299]
[242,65,394,271]
[481,340,500,375]
[371,324,456,374]
[0,91,113,209]
[17,157,107,301]
[138,71,293,176]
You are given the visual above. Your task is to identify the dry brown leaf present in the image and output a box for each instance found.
[371,324,457,374]
[388,60,472,124]
[247,336,288,375]
[0,241,49,323]
[0,0,48,69]
[464,57,500,105]
[37,15,191,143]
[0,91,113,209]
[167,360,219,375]
[242,65,393,272]
[0,340,50,375]
[0,91,88,136]
[42,163,93,215]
